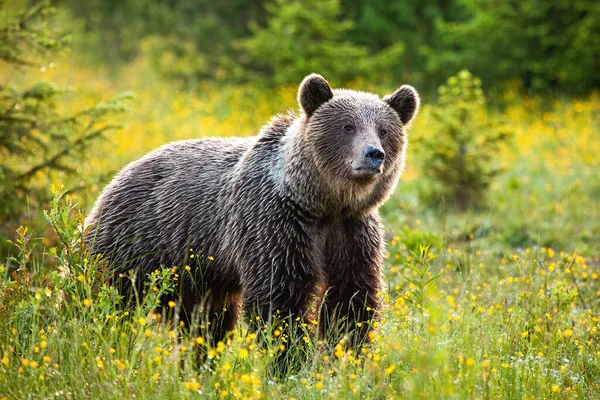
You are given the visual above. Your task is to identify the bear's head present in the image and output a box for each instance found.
[296,73,419,213]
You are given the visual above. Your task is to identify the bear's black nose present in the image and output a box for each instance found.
[363,146,385,168]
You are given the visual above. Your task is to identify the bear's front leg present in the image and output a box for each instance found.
[320,213,384,350]
[239,216,322,375]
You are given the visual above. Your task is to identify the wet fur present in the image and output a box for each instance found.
[85,76,418,355]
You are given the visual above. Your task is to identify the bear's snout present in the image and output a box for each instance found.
[363,146,385,169]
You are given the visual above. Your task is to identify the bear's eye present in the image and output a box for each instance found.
[379,128,387,137]
[343,124,355,133]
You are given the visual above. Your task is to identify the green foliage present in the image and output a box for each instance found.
[55,0,600,94]
[417,70,511,211]
[400,245,441,328]
[241,0,368,84]
[0,1,132,258]
[0,0,71,65]
[435,0,600,94]
[341,0,463,85]
[397,226,443,257]
[241,0,414,85]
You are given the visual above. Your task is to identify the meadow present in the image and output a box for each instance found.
[1,54,600,399]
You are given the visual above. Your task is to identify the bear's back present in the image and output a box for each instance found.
[85,137,254,275]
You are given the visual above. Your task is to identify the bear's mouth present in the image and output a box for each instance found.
[353,166,382,176]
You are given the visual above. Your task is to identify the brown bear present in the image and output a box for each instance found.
[84,73,419,361]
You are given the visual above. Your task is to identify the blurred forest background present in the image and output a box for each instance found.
[62,0,600,92]
[1,0,600,255]
[2,1,600,398]
[2,0,600,256]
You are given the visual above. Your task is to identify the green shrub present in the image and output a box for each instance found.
[240,0,367,84]
[416,70,511,211]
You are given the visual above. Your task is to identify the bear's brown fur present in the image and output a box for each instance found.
[85,74,419,365]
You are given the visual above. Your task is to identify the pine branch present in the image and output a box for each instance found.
[15,125,121,182]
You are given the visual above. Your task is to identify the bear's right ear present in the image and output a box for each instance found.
[383,85,420,125]
[298,73,334,117]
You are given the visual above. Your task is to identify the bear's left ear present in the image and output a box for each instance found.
[298,73,334,117]
[383,85,420,125]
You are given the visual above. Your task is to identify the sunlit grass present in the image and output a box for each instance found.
[2,196,599,397]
